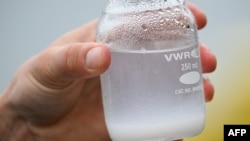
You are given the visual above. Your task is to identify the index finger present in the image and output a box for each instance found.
[49,19,99,47]
[187,2,207,29]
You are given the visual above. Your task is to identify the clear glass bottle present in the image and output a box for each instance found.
[97,0,205,141]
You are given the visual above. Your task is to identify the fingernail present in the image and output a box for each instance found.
[85,47,104,70]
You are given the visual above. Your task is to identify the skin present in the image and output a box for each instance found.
[0,3,216,141]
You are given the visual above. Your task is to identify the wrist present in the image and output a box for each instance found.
[0,92,20,140]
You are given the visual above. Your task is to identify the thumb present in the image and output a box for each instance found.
[31,42,110,86]
[5,43,110,124]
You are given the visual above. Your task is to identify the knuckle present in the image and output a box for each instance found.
[63,44,86,76]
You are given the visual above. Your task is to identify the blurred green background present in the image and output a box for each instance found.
[1,0,250,141]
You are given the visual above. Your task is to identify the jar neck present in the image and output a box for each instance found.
[108,0,185,5]
[106,0,186,13]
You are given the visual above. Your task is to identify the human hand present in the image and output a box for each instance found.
[0,2,216,141]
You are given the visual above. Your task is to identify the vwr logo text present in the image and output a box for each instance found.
[164,48,200,62]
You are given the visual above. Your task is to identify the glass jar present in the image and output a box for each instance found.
[97,0,205,141]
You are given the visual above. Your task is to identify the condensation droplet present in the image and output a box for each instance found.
[184,24,190,29]
[166,8,171,13]
[159,17,165,23]
[142,24,148,31]
[174,8,181,13]
[157,9,164,15]
[174,19,180,24]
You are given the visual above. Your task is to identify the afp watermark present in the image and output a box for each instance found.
[224,125,250,141]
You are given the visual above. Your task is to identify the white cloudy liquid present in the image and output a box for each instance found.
[101,44,205,141]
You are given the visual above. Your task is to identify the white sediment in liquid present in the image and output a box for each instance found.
[107,115,204,141]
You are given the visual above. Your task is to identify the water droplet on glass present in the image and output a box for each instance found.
[174,19,180,24]
[157,9,164,15]
[184,24,190,29]
[174,8,181,13]
[160,17,165,23]
[142,24,148,31]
